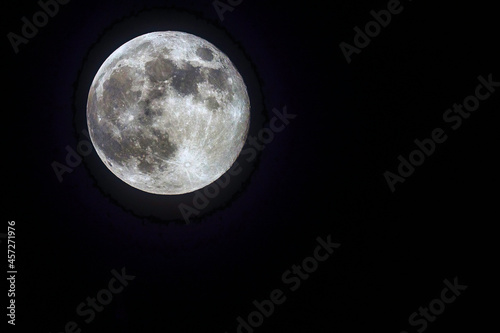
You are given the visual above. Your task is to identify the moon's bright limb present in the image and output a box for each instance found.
[86,31,250,195]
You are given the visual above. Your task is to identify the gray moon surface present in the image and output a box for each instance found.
[87,31,250,195]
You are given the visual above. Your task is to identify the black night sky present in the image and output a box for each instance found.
[3,0,499,332]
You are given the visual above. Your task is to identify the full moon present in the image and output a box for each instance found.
[87,31,250,195]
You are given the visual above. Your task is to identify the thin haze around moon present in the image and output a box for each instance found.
[87,31,250,195]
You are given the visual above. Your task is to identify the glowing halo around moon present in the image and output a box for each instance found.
[86,31,250,195]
